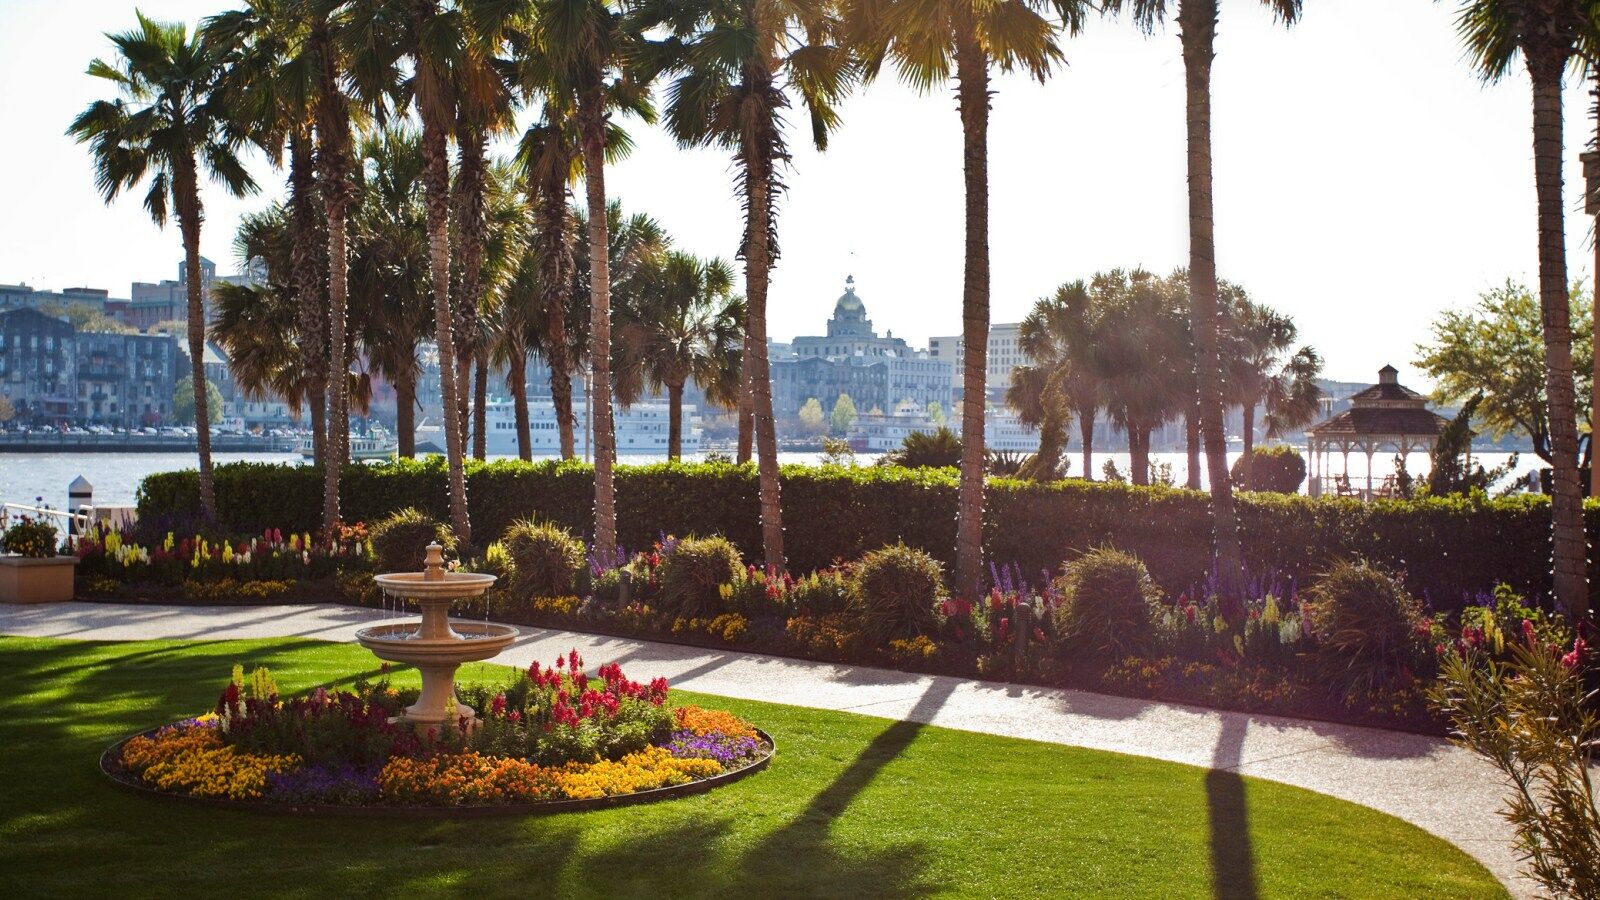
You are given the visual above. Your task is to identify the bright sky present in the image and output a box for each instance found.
[1,0,1595,385]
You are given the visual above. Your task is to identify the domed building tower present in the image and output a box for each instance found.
[827,275,874,339]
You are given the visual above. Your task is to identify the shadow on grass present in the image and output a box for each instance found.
[1207,715,1257,900]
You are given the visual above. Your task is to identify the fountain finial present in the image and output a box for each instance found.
[422,542,446,581]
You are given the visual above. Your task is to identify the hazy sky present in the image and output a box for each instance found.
[1,0,1595,385]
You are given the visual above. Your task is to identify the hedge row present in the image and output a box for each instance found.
[136,458,1598,613]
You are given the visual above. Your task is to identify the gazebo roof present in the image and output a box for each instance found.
[1307,405,1451,438]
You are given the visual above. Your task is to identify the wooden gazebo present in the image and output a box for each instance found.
[1306,365,1453,499]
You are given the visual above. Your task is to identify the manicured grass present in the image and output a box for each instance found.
[0,636,1504,898]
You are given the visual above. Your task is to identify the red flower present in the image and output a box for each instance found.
[1562,637,1587,671]
[1520,619,1536,645]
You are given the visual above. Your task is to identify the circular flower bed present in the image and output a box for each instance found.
[100,651,772,814]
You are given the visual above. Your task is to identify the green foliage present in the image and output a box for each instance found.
[878,427,962,469]
[173,376,225,426]
[1051,548,1163,662]
[1431,639,1598,897]
[830,394,857,435]
[798,398,827,436]
[137,457,1600,614]
[818,436,856,467]
[1427,395,1519,497]
[1303,561,1429,698]
[38,302,135,335]
[1231,446,1307,493]
[503,519,585,599]
[2,518,59,558]
[1416,279,1593,464]
[369,508,454,574]
[850,544,945,644]
[925,401,946,426]
[657,536,743,618]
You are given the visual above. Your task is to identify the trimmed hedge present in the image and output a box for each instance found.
[136,458,1600,613]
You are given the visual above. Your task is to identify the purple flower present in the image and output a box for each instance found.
[666,729,760,767]
[265,762,381,805]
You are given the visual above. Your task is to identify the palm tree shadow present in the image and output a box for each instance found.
[1206,716,1257,900]
[719,677,958,898]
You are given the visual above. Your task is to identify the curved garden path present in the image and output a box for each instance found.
[0,600,1532,896]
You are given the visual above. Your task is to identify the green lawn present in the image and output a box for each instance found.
[0,636,1504,899]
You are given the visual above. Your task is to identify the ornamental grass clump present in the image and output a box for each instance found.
[1303,560,1430,698]
[850,543,946,644]
[656,536,742,619]
[2,517,58,558]
[1430,636,1598,897]
[1051,547,1163,663]
[503,519,585,599]
[369,508,453,573]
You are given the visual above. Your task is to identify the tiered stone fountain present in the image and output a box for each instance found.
[357,543,518,731]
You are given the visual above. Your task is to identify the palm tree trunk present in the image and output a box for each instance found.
[578,82,617,558]
[533,160,577,460]
[737,340,754,463]
[1080,407,1095,481]
[396,368,416,459]
[175,169,215,522]
[743,68,786,571]
[288,128,327,470]
[1185,408,1201,489]
[315,15,353,535]
[1240,402,1255,484]
[668,381,684,461]
[507,341,531,460]
[1528,53,1588,618]
[414,17,471,547]
[472,350,488,460]
[551,361,576,459]
[1130,425,1150,486]
[1180,0,1245,611]
[1592,82,1600,500]
[953,31,990,599]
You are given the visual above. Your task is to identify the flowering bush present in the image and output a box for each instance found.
[117,656,769,808]
[2,517,59,558]
[75,521,371,587]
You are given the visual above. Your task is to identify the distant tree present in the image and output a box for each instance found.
[798,398,828,437]
[0,397,13,423]
[830,393,858,435]
[820,436,856,467]
[1426,394,1520,497]
[174,376,225,425]
[1416,280,1592,468]
[38,303,135,335]
[146,319,190,337]
[926,400,946,426]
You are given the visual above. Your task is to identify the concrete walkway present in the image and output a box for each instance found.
[0,600,1530,895]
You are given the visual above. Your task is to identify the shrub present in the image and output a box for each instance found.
[1231,445,1307,493]
[503,519,584,599]
[369,508,454,574]
[877,427,962,469]
[134,457,1600,615]
[1051,547,1163,662]
[1302,560,1428,697]
[1431,638,1597,896]
[1,517,58,558]
[850,544,945,644]
[656,536,743,618]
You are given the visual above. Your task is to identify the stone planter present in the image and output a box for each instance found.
[0,555,78,604]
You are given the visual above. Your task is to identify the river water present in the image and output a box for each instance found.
[0,448,1531,517]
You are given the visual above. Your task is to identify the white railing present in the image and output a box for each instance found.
[2,503,94,547]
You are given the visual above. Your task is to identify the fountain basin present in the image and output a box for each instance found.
[373,570,497,600]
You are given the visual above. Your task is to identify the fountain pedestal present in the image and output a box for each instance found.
[357,543,517,732]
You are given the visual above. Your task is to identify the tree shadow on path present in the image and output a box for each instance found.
[1207,715,1257,900]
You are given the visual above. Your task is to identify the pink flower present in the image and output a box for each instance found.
[1561,637,1587,671]
[1521,619,1536,645]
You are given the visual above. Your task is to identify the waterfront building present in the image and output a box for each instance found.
[770,276,954,422]
[0,283,122,316]
[74,330,182,426]
[928,321,1024,396]
[0,307,78,421]
[128,257,261,331]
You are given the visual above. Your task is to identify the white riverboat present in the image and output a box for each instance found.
[415,398,699,457]
[298,431,398,461]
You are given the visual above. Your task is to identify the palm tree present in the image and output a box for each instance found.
[614,252,743,459]
[844,0,1087,597]
[205,0,331,468]
[639,0,856,570]
[1094,270,1188,486]
[1105,0,1301,605]
[1447,0,1590,618]
[69,13,258,522]
[1010,280,1104,482]
[534,0,653,559]
[1221,296,1321,479]
[349,128,434,458]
